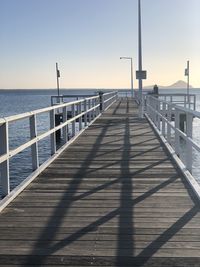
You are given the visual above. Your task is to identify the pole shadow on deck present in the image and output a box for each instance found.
[19,99,200,266]
[24,101,122,265]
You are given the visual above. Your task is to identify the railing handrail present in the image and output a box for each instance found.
[148,95,199,117]
[0,91,118,198]
[159,93,196,96]
[0,96,100,125]
[145,94,200,176]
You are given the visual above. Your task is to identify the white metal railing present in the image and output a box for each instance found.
[134,89,150,105]
[117,90,132,98]
[102,91,119,110]
[145,95,200,175]
[134,90,196,112]
[0,91,118,197]
[158,94,196,110]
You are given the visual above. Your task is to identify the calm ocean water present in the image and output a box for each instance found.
[0,88,200,198]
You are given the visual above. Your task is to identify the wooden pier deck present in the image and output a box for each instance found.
[0,99,200,266]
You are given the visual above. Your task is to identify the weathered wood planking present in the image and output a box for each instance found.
[0,99,200,266]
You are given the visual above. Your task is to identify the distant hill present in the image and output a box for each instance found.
[144,80,193,89]
[167,80,193,89]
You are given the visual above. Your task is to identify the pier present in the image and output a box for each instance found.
[1,94,200,266]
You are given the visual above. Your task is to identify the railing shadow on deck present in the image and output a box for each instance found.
[23,99,200,266]
[24,103,119,265]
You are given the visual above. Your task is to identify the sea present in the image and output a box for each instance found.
[0,88,200,198]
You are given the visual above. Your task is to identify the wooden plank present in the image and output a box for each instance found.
[0,99,199,266]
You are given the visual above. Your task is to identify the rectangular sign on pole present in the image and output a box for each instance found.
[136,70,147,80]
[57,70,60,78]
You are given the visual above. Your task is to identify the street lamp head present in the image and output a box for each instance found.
[120,57,132,60]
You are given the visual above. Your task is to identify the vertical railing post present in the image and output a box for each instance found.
[184,95,186,108]
[146,96,149,115]
[162,102,166,136]
[62,106,68,143]
[50,110,56,155]
[88,99,91,123]
[29,115,39,171]
[175,108,180,157]
[167,103,172,144]
[92,98,95,120]
[188,95,191,110]
[0,121,10,196]
[84,99,87,127]
[151,97,154,123]
[194,95,196,110]
[99,92,104,112]
[149,97,153,120]
[94,98,97,118]
[154,98,157,125]
[151,97,154,122]
[79,102,82,131]
[186,112,193,172]
[90,99,93,121]
[157,100,161,131]
[97,96,100,115]
[72,104,76,137]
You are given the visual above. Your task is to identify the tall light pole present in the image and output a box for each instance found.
[136,0,147,118]
[56,62,60,97]
[120,57,134,98]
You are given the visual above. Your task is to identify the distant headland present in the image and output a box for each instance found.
[144,80,193,89]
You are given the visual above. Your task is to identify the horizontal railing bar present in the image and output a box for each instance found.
[0,97,101,124]
[160,94,195,96]
[145,94,200,177]
[0,153,8,164]
[85,95,99,101]
[0,103,101,163]
[52,94,97,98]
[104,95,116,104]
[148,96,199,117]
[103,91,116,97]
[159,93,195,96]
[0,92,117,199]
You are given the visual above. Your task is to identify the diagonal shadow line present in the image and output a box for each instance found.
[86,125,149,132]
[72,178,120,201]
[62,145,162,163]
[85,130,154,137]
[134,205,200,266]
[94,144,162,159]
[93,136,158,146]
[34,172,180,256]
[24,99,194,266]
[77,175,178,205]
[132,162,200,266]
[24,101,120,266]
[77,157,171,176]
[86,127,153,135]
[112,99,122,115]
[65,144,162,164]
[54,155,170,173]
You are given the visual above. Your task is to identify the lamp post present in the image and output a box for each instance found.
[136,0,147,118]
[56,62,60,97]
[120,57,134,98]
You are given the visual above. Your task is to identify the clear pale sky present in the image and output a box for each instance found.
[0,0,200,89]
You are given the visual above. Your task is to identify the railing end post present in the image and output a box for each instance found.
[98,91,104,112]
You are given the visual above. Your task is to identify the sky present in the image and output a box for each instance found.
[0,0,200,89]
